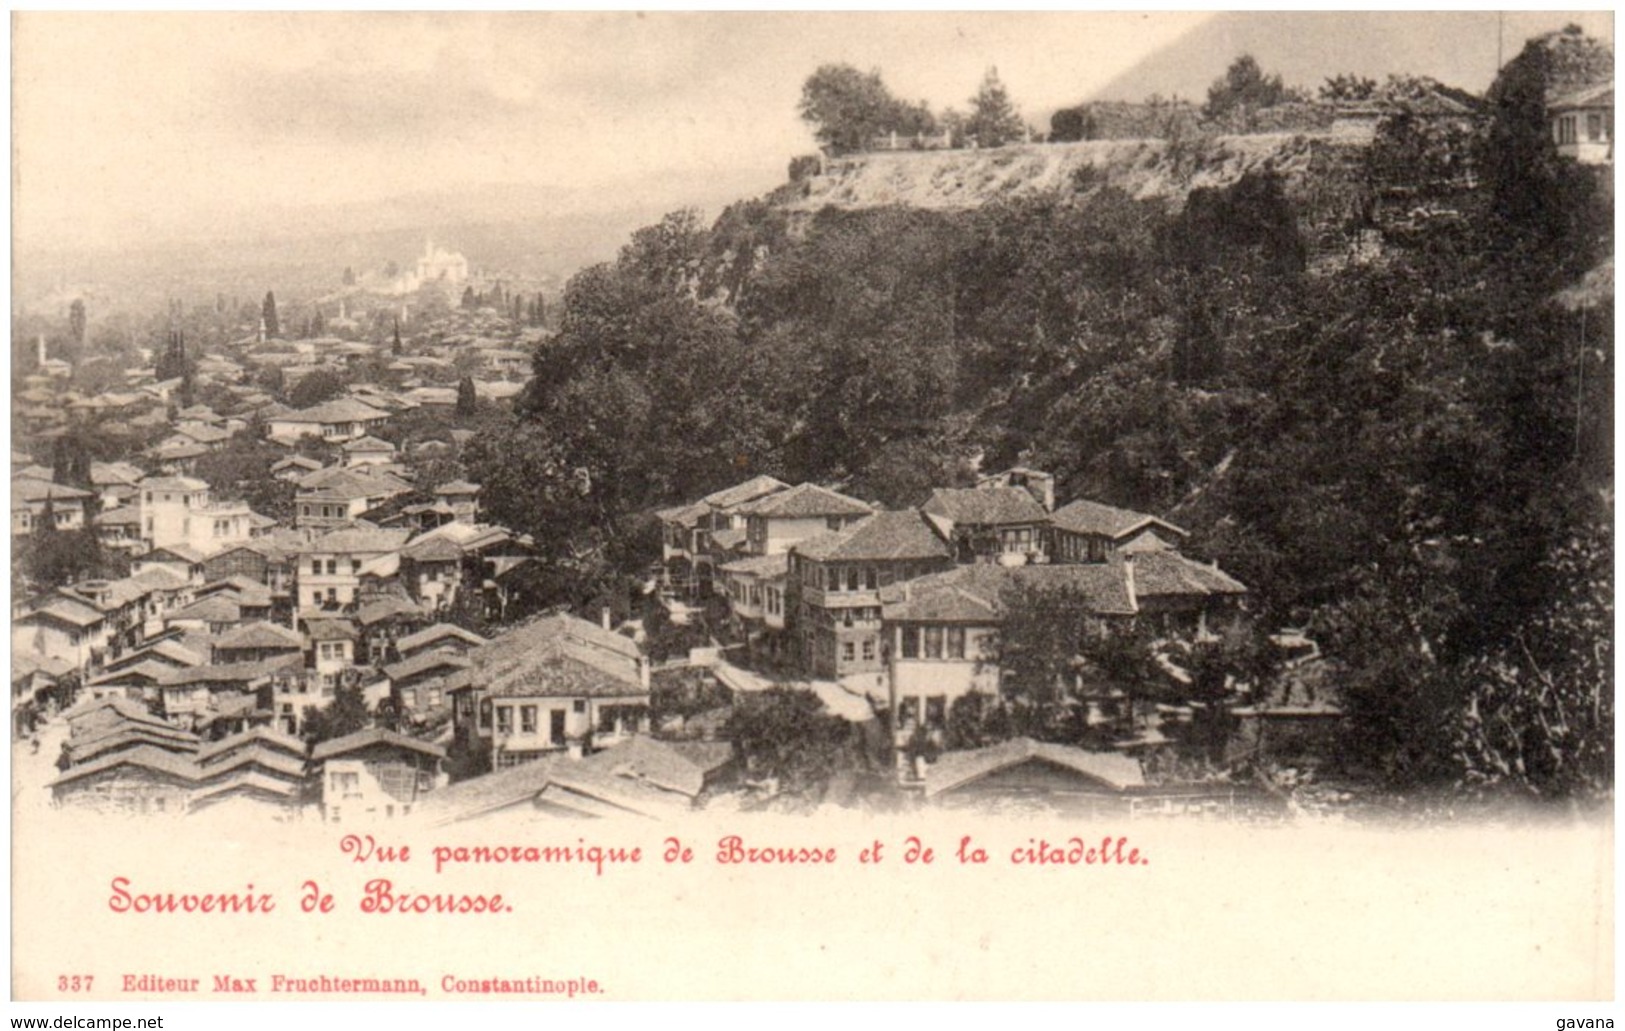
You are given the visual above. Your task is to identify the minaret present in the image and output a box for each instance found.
[36,334,46,366]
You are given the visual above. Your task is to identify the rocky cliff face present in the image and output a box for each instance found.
[781,134,1364,215]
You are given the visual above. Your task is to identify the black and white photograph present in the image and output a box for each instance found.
[7,10,1614,1010]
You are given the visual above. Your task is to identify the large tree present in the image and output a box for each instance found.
[67,299,86,347]
[1202,54,1298,120]
[262,291,281,339]
[798,63,935,154]
[964,66,1026,147]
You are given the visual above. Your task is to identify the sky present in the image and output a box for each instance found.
[11,11,1614,255]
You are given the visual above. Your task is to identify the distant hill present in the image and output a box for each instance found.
[1087,10,1612,104]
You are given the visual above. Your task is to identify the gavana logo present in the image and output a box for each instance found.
[1556,1021,1614,1029]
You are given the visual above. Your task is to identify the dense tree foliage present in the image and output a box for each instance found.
[286,369,349,409]
[1202,54,1303,120]
[262,291,280,339]
[798,64,937,153]
[725,688,867,806]
[964,67,1027,147]
[487,36,1611,798]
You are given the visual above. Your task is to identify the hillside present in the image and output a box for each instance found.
[785,133,1354,214]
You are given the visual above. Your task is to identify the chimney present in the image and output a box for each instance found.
[36,335,46,366]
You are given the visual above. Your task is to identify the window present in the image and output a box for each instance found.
[495,705,512,734]
[520,705,538,734]
[846,567,860,592]
[924,626,944,659]
[947,627,966,660]
[351,559,361,574]
[901,627,920,659]
[1558,114,1579,145]
[861,638,875,662]
[311,559,323,575]
[841,641,855,663]
[1587,112,1604,141]
[573,699,587,713]
[826,516,844,531]
[864,566,878,590]
[479,699,492,730]
[326,559,338,575]
[925,696,946,726]
[326,588,338,604]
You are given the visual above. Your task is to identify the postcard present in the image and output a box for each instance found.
[9,10,1614,1008]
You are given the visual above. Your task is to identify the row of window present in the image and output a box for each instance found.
[308,558,363,575]
[899,625,973,660]
[1555,113,1608,145]
[301,504,355,520]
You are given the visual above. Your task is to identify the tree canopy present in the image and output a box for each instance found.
[798,63,937,153]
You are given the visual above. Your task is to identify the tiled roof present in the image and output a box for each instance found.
[1128,551,1247,598]
[156,657,301,686]
[168,596,242,624]
[341,435,397,453]
[539,761,694,818]
[296,467,412,501]
[711,527,748,552]
[655,500,710,526]
[402,535,465,562]
[130,566,192,591]
[312,727,446,761]
[193,749,308,781]
[196,726,309,764]
[138,476,209,493]
[69,726,202,764]
[94,506,143,526]
[271,455,324,472]
[66,695,172,730]
[738,482,872,519]
[141,544,207,564]
[1049,499,1186,540]
[880,563,1138,623]
[1550,81,1613,110]
[718,552,790,578]
[51,745,203,788]
[304,618,358,642]
[397,623,488,654]
[22,596,105,627]
[211,621,305,651]
[793,509,952,563]
[484,641,647,700]
[416,752,571,824]
[384,649,471,683]
[355,597,428,625]
[701,475,789,510]
[90,461,146,486]
[300,526,411,555]
[433,480,480,496]
[922,487,1048,526]
[578,736,721,798]
[278,399,391,424]
[923,737,1145,797]
[13,479,93,502]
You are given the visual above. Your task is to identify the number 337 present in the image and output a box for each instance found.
[58,975,93,992]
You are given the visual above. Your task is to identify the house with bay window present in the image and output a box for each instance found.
[921,486,1052,565]
[786,509,955,680]
[447,613,651,771]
